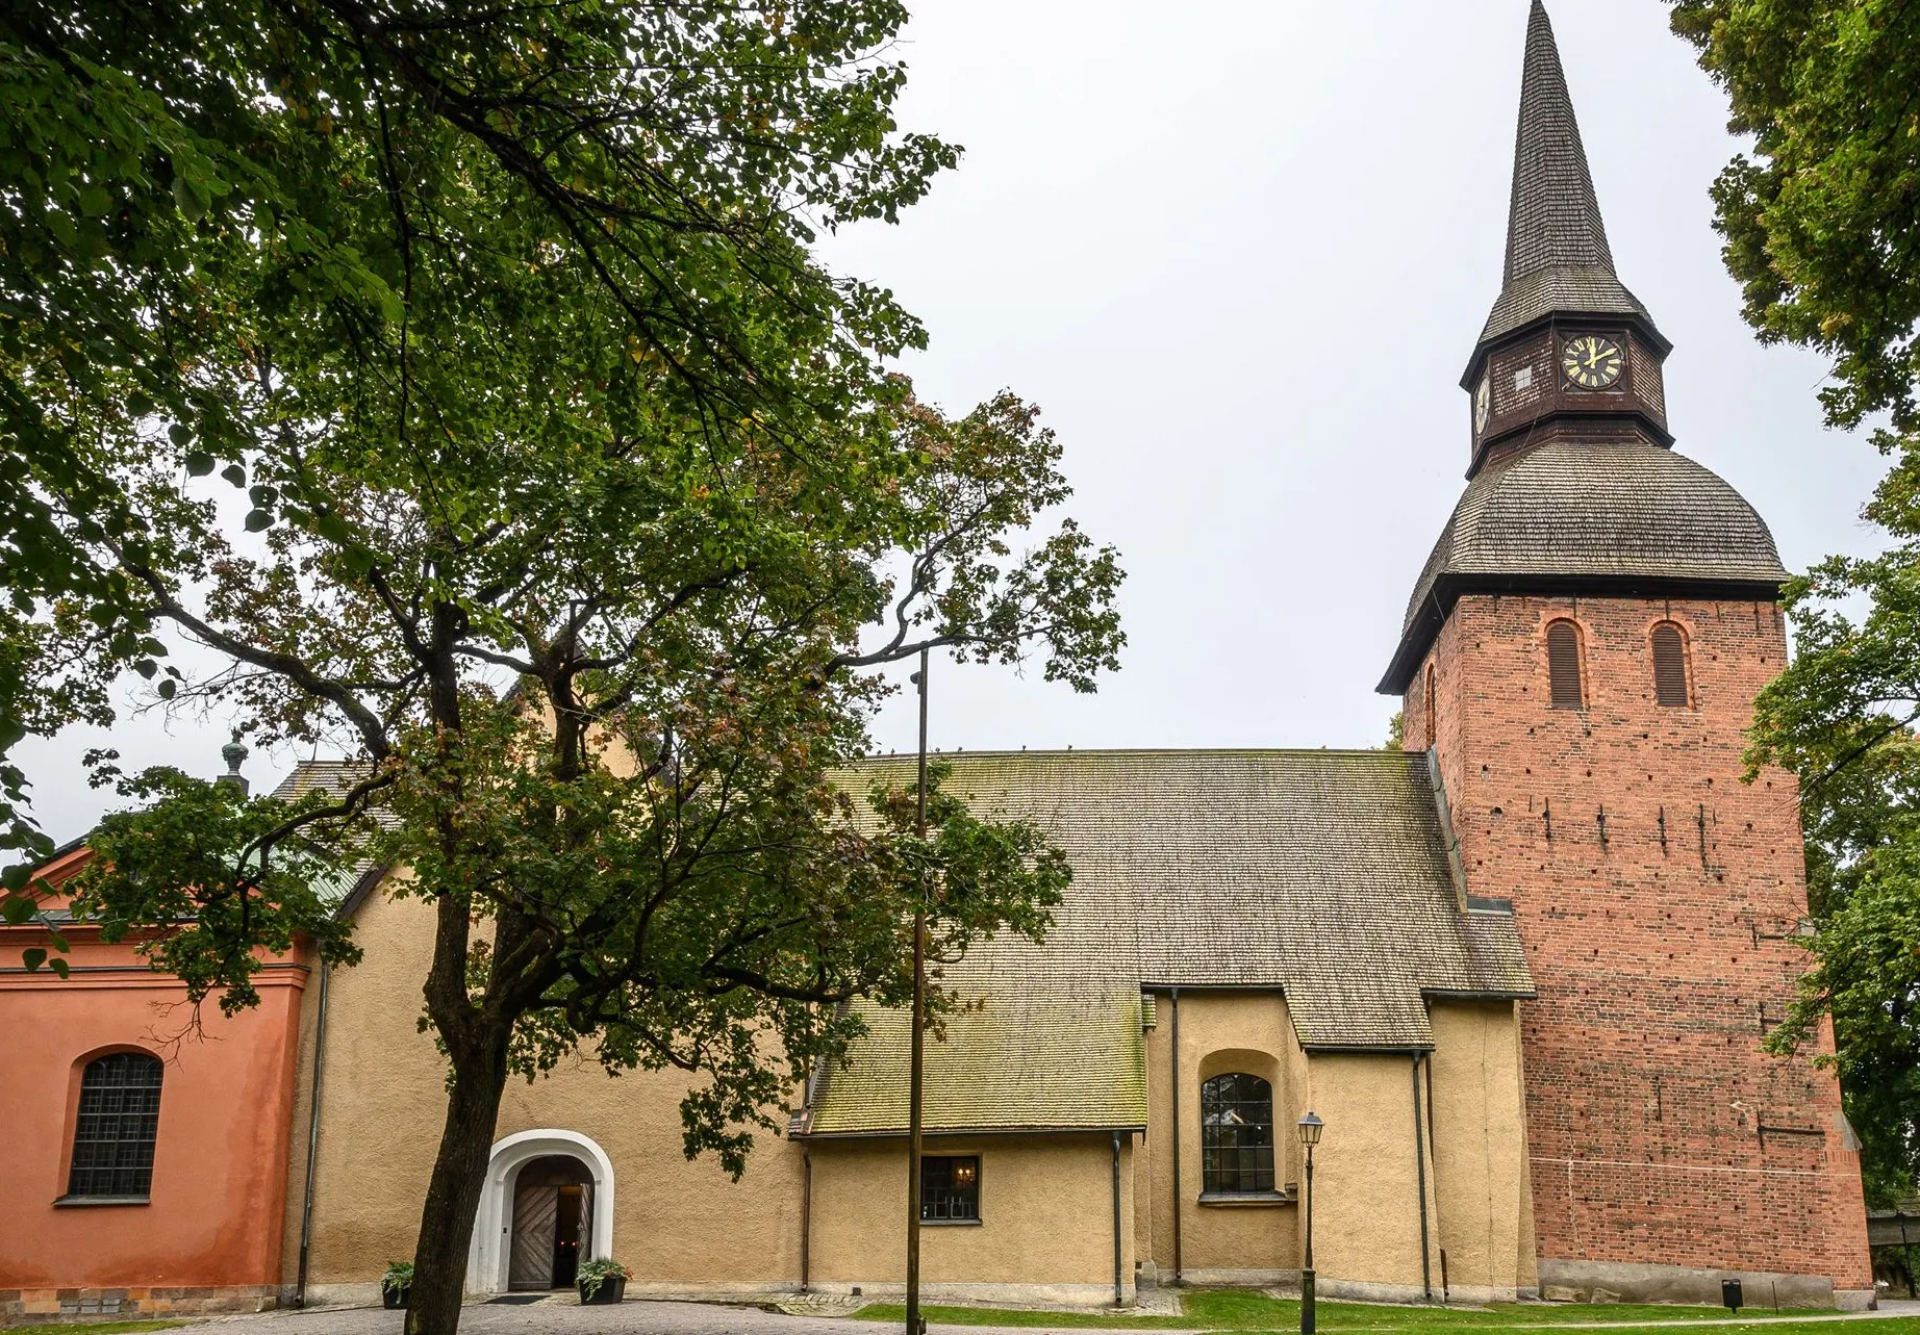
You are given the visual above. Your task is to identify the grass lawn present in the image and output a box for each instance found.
[854,1289,1908,1334]
[4,1324,186,1335]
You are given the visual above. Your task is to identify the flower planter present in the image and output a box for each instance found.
[382,1287,410,1311]
[578,1276,626,1306]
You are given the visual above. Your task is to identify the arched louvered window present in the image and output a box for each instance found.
[1546,620,1584,709]
[1201,1073,1274,1194]
[66,1052,163,1200]
[1651,622,1690,707]
[1424,665,1438,749]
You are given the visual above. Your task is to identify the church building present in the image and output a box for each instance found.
[0,3,1876,1320]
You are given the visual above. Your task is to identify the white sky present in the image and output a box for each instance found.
[20,0,1892,845]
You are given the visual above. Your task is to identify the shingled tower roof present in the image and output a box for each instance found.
[1380,4,1784,694]
[1476,2,1658,351]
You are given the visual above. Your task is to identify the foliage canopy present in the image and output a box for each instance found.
[2,2,1124,1331]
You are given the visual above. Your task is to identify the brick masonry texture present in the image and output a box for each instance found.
[1405,593,1871,1289]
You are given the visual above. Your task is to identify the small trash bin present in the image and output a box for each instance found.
[1721,1279,1743,1311]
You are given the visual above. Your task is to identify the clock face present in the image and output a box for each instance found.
[1561,334,1623,390]
[1474,372,1491,433]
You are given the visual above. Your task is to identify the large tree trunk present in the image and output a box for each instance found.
[404,1029,512,1335]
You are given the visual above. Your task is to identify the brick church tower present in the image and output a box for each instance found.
[1380,3,1874,1307]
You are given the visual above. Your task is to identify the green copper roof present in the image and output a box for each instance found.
[802,749,1533,1137]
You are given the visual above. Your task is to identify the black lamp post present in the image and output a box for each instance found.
[1297,1111,1323,1335]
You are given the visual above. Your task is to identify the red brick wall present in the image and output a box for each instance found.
[1409,593,1870,1288]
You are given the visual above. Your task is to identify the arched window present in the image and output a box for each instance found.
[1200,1073,1274,1194]
[1546,620,1584,709]
[1651,622,1689,707]
[66,1052,163,1200]
[1424,664,1438,749]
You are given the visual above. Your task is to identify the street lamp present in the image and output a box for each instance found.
[1297,1112,1323,1335]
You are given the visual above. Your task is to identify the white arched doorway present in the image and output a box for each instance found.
[467,1129,616,1295]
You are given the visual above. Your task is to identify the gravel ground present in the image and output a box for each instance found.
[184,1299,1207,1335]
[194,1300,884,1335]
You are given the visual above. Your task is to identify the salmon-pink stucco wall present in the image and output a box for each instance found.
[0,869,309,1294]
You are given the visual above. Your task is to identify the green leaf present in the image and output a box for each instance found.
[186,452,215,476]
[49,957,70,979]
[221,463,246,488]
[156,678,177,700]
[244,508,272,532]
[172,174,206,221]
[22,946,46,971]
[168,422,191,447]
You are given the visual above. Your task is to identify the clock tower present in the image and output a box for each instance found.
[1381,2,1874,1308]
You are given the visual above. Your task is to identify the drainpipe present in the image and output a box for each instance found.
[1111,1132,1124,1306]
[1169,988,1183,1286]
[1412,1054,1432,1302]
[800,1151,812,1294]
[1425,1052,1445,1303]
[294,960,332,1308]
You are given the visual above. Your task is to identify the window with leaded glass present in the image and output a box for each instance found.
[66,1052,163,1200]
[1201,1073,1274,1195]
[920,1154,980,1223]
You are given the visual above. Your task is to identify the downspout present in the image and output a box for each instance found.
[294,959,331,1308]
[1111,1132,1124,1306]
[1169,988,1183,1286]
[1426,1051,1446,1303]
[1412,1053,1432,1302]
[800,1151,812,1294]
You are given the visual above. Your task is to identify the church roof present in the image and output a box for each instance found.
[1379,442,1788,693]
[802,749,1533,1137]
[1476,2,1660,352]
[269,760,396,908]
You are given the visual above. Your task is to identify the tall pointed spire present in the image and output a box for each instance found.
[1504,1,1611,284]
[1475,2,1655,350]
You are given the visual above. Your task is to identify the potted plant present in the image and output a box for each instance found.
[577,1258,629,1305]
[381,1260,413,1310]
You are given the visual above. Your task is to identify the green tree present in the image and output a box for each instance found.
[1,5,1124,1334]
[1673,0,1920,1203]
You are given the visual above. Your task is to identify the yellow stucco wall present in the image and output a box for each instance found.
[807,1133,1132,1300]
[1428,1001,1536,1299]
[296,882,1143,1302]
[300,882,806,1292]
[1295,1051,1432,1296]
[1141,991,1299,1283]
[289,881,1531,1304]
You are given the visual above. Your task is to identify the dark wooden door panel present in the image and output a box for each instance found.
[508,1185,557,1290]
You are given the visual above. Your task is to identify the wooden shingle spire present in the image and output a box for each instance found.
[1476,2,1657,349]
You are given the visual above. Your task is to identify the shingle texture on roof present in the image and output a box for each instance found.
[1478,2,1656,347]
[1400,442,1788,640]
[269,760,394,904]
[804,750,1533,1136]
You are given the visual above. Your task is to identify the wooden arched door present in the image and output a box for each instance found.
[507,1155,595,1290]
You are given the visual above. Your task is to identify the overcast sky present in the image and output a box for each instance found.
[20,0,1894,844]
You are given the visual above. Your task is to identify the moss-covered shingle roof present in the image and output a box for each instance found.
[802,749,1533,1137]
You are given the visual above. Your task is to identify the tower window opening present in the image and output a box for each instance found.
[1424,665,1438,749]
[1546,620,1585,709]
[1652,623,1690,707]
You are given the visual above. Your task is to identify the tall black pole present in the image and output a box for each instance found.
[1301,1144,1315,1335]
[906,648,929,1335]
